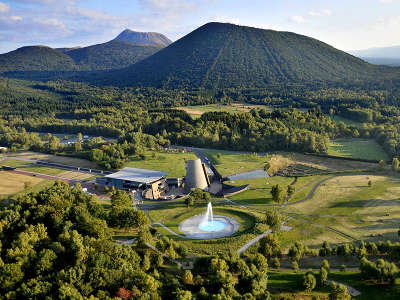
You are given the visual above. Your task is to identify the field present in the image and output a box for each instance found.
[0,171,53,197]
[282,174,400,243]
[10,151,101,169]
[1,159,95,180]
[328,139,389,161]
[203,150,268,177]
[176,103,268,118]
[328,115,363,128]
[126,150,197,177]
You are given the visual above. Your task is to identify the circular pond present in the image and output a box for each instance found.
[198,220,227,232]
[179,214,239,239]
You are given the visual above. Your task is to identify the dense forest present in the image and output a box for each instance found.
[1,78,400,169]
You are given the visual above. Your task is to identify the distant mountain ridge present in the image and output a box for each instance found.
[0,30,170,73]
[349,45,400,59]
[349,45,400,66]
[114,29,172,46]
[103,22,385,88]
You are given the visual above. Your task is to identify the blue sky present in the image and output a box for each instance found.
[0,0,399,53]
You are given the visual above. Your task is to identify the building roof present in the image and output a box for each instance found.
[105,167,167,184]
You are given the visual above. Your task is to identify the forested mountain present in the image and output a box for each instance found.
[103,22,395,89]
[64,40,164,70]
[114,29,172,46]
[0,46,79,73]
[0,32,166,73]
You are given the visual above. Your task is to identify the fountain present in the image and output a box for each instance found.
[178,202,240,239]
[198,202,227,232]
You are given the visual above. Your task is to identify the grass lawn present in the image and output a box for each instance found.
[176,103,269,118]
[328,115,363,128]
[148,203,190,223]
[228,176,293,205]
[288,175,327,203]
[151,204,264,256]
[278,217,351,250]
[203,150,268,177]
[125,150,197,177]
[282,174,400,244]
[268,270,400,299]
[0,170,53,197]
[268,270,330,297]
[329,272,400,300]
[328,139,389,161]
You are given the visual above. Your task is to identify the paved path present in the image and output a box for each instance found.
[152,222,185,238]
[287,175,336,205]
[237,220,292,255]
[328,280,361,297]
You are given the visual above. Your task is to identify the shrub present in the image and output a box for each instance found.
[302,271,316,292]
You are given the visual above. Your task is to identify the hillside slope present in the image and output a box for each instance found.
[114,29,172,46]
[105,22,384,88]
[0,46,79,73]
[0,40,165,74]
[65,40,164,70]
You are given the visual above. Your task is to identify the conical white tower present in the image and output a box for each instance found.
[184,159,208,193]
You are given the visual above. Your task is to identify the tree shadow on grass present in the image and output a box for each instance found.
[330,199,400,208]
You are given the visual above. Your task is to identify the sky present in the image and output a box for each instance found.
[0,0,399,54]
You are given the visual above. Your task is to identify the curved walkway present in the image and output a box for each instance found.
[287,175,336,206]
[152,222,185,238]
[237,219,292,255]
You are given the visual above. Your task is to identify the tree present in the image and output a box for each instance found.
[183,270,194,285]
[260,234,281,259]
[287,185,295,197]
[24,182,32,190]
[263,162,271,175]
[319,241,332,256]
[185,196,194,208]
[392,157,399,171]
[368,180,372,187]
[77,132,83,143]
[329,282,351,300]
[176,289,192,300]
[322,259,330,273]
[116,288,132,300]
[302,271,316,292]
[73,142,82,152]
[291,260,299,273]
[288,242,306,261]
[48,136,60,152]
[265,209,282,232]
[319,266,328,286]
[378,160,386,171]
[270,184,286,204]
[111,189,131,208]
[271,257,280,269]
[142,253,151,271]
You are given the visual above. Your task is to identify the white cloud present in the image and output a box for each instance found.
[0,2,9,13]
[379,0,393,3]
[210,14,241,25]
[308,9,332,17]
[10,15,23,21]
[289,15,307,24]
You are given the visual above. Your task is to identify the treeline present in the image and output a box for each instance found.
[3,78,400,160]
